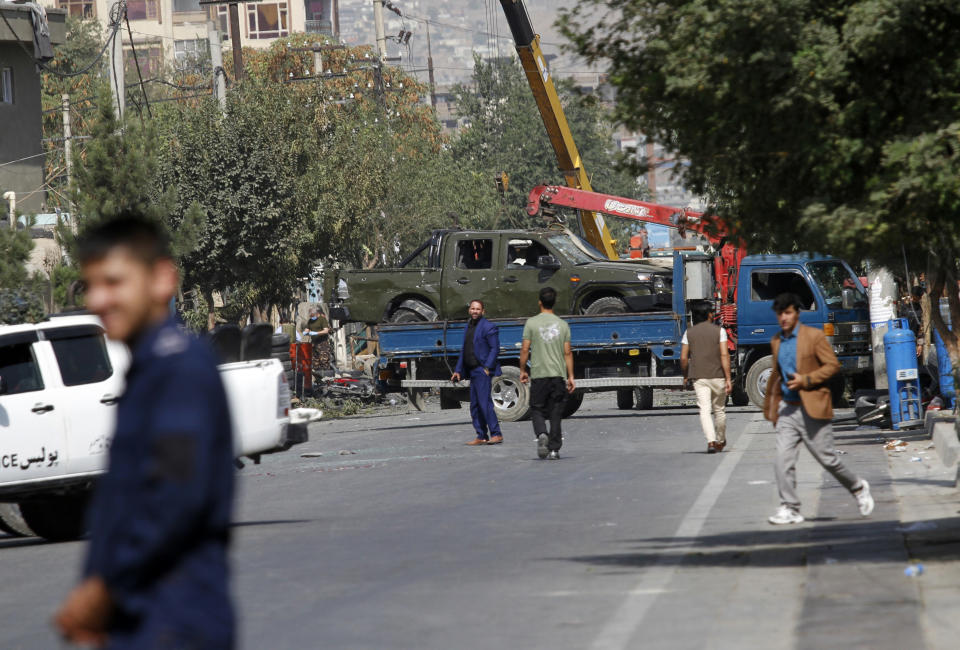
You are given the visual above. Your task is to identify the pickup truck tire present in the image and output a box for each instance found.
[18,493,89,542]
[562,392,584,418]
[635,387,655,410]
[731,384,751,407]
[616,389,634,409]
[745,355,774,410]
[390,307,428,323]
[0,503,32,537]
[271,333,290,348]
[584,296,629,315]
[491,366,530,422]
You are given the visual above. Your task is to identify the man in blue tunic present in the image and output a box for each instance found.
[451,299,503,445]
[55,215,235,649]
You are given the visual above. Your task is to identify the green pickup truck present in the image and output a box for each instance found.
[327,228,673,323]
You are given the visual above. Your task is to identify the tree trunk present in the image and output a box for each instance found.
[203,289,216,331]
[927,262,960,380]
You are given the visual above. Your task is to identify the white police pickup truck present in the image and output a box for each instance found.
[0,314,315,542]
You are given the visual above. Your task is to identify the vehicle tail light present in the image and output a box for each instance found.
[823,323,835,336]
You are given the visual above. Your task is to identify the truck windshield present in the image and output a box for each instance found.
[547,234,595,265]
[807,261,868,309]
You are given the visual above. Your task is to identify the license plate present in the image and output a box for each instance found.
[852,324,868,333]
[857,356,870,369]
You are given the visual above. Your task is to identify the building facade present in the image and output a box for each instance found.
[42,0,340,76]
[0,4,67,215]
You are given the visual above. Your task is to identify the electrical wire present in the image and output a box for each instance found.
[0,150,60,168]
[124,7,152,119]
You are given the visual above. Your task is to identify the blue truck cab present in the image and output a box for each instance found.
[733,253,872,406]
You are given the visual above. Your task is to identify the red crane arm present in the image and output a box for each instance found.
[526,185,727,243]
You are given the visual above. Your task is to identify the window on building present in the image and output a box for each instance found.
[124,46,163,80]
[126,0,159,21]
[212,6,230,39]
[247,2,289,39]
[174,39,203,60]
[1,68,12,104]
[56,0,95,18]
[174,0,202,12]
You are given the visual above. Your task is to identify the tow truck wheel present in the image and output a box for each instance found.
[731,383,751,407]
[0,503,32,537]
[584,296,628,315]
[562,391,584,418]
[745,355,774,409]
[635,387,654,410]
[491,366,530,422]
[18,493,89,542]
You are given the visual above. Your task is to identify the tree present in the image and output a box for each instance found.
[561,0,960,363]
[0,226,33,290]
[451,55,641,229]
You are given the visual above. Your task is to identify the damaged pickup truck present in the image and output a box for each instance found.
[327,228,673,323]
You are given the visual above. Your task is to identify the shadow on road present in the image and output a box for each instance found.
[557,515,960,570]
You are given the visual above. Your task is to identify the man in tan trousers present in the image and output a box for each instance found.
[764,292,874,525]
[681,304,732,453]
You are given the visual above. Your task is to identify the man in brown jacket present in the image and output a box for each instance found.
[764,293,874,525]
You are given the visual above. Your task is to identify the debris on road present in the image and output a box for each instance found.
[884,439,908,451]
[338,450,357,456]
[904,564,925,577]
[300,452,324,458]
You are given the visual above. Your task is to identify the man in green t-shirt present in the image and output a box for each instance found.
[519,287,575,459]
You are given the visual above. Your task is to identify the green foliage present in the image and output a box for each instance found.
[451,55,641,228]
[0,288,45,325]
[50,263,81,310]
[0,226,34,290]
[559,0,960,270]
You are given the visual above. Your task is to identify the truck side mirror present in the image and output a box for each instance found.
[537,255,561,270]
[841,287,856,310]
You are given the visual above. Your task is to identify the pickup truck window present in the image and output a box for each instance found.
[546,234,593,265]
[506,239,549,268]
[456,239,493,269]
[49,333,113,387]
[0,342,44,395]
[751,270,816,309]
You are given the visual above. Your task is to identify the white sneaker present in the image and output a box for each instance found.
[768,506,804,525]
[547,450,560,460]
[855,479,874,516]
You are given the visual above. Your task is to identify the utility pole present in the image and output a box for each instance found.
[228,2,243,82]
[207,21,226,113]
[109,1,125,120]
[313,48,323,77]
[372,0,387,60]
[426,21,436,107]
[61,94,72,206]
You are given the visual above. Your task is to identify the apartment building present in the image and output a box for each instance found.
[44,0,340,76]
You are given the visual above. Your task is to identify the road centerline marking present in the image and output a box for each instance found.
[590,415,765,650]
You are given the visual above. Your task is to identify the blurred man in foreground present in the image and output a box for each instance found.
[55,214,235,648]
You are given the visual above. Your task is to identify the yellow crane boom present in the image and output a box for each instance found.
[498,0,619,260]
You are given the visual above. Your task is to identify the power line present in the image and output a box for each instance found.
[125,7,153,118]
[0,150,61,168]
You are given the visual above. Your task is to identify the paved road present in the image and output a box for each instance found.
[2,394,959,649]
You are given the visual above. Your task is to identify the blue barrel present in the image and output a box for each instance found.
[933,329,955,407]
[884,319,922,429]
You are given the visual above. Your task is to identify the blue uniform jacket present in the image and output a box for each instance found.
[84,317,235,648]
[454,317,502,377]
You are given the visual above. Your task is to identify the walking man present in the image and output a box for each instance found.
[764,293,874,525]
[519,287,575,459]
[55,215,235,647]
[680,303,732,453]
[451,300,503,445]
